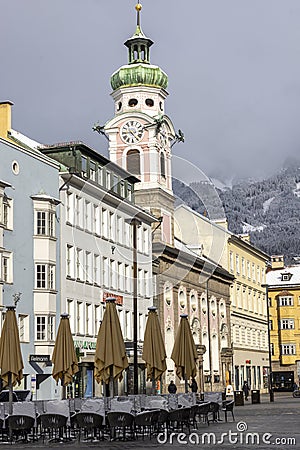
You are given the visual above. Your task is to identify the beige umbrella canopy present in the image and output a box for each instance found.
[142,306,167,381]
[94,298,128,385]
[52,313,79,389]
[0,306,24,387]
[171,314,198,387]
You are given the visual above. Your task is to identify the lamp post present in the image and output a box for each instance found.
[125,217,141,395]
[262,283,274,402]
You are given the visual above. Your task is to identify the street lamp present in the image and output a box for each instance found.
[262,283,274,402]
[125,217,141,395]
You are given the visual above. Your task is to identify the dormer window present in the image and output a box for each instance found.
[281,273,292,282]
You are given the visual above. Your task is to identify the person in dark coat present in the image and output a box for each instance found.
[242,381,250,400]
[189,378,198,393]
[168,380,177,394]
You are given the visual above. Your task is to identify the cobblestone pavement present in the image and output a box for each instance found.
[0,393,299,450]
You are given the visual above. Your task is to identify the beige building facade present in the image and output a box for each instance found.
[175,204,270,392]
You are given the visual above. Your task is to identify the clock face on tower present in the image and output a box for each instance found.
[121,120,144,144]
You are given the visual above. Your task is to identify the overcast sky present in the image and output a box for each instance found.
[1,0,300,182]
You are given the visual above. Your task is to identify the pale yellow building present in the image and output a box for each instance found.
[174,204,270,392]
[266,256,300,391]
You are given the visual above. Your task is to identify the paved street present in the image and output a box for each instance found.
[0,393,298,450]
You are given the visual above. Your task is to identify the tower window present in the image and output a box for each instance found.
[141,45,145,60]
[160,152,166,179]
[127,149,140,175]
[133,45,138,61]
[145,98,154,107]
[159,101,163,111]
[117,102,122,111]
[128,98,138,107]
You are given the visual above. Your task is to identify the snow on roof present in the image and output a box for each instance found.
[266,265,300,287]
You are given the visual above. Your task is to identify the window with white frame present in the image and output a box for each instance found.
[279,296,294,306]
[76,195,83,228]
[67,299,75,333]
[85,200,92,232]
[236,254,240,274]
[103,257,109,287]
[110,260,117,288]
[102,208,108,238]
[247,261,251,279]
[94,254,101,285]
[281,344,296,355]
[94,304,102,335]
[109,211,115,241]
[85,303,91,335]
[252,263,256,282]
[125,264,131,292]
[76,301,84,334]
[18,314,29,342]
[90,160,96,181]
[1,253,12,283]
[241,257,245,277]
[85,251,92,283]
[93,205,100,235]
[2,196,13,230]
[35,315,55,341]
[66,245,75,278]
[35,264,55,290]
[229,252,234,272]
[257,265,260,284]
[116,216,122,244]
[280,319,294,329]
[76,248,84,280]
[66,191,74,224]
[36,209,56,236]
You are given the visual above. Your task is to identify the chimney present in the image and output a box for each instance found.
[0,101,13,140]
[271,255,285,270]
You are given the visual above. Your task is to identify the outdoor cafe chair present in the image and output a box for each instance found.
[73,412,103,441]
[38,413,68,443]
[7,414,35,443]
[196,402,210,426]
[134,410,160,440]
[168,407,191,433]
[106,411,135,441]
[156,409,169,432]
[208,402,221,423]
[222,400,235,422]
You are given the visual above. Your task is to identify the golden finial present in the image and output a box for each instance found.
[135,2,142,27]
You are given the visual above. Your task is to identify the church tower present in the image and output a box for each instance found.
[104,2,176,245]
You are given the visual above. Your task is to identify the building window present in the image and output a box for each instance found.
[280,319,294,329]
[37,211,46,234]
[281,344,296,355]
[2,195,13,229]
[270,343,274,356]
[19,314,29,342]
[36,210,55,237]
[236,255,240,274]
[90,160,96,181]
[94,254,101,285]
[229,252,234,272]
[76,248,84,280]
[36,264,46,288]
[86,303,91,335]
[242,257,245,277]
[160,152,166,178]
[93,205,100,235]
[76,302,84,334]
[67,299,75,333]
[269,320,273,330]
[127,149,140,175]
[247,261,251,279]
[35,264,55,290]
[81,156,87,177]
[66,245,75,278]
[35,315,55,341]
[281,273,292,282]
[279,296,294,306]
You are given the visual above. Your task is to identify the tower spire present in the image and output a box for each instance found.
[136,1,142,29]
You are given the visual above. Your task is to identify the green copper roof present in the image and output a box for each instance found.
[110,3,168,91]
[111,63,168,90]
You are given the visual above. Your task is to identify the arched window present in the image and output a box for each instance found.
[127,149,140,175]
[160,152,166,178]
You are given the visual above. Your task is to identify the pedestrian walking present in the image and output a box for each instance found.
[168,380,177,394]
[189,377,198,393]
[242,380,250,401]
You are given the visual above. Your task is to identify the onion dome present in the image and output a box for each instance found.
[110,3,168,91]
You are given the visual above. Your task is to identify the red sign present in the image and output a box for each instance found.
[103,291,123,306]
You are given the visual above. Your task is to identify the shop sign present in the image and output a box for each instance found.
[103,291,123,306]
[74,340,96,350]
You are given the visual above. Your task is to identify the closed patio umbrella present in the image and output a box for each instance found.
[94,298,128,395]
[0,306,24,414]
[171,314,198,393]
[142,306,166,390]
[52,313,78,398]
